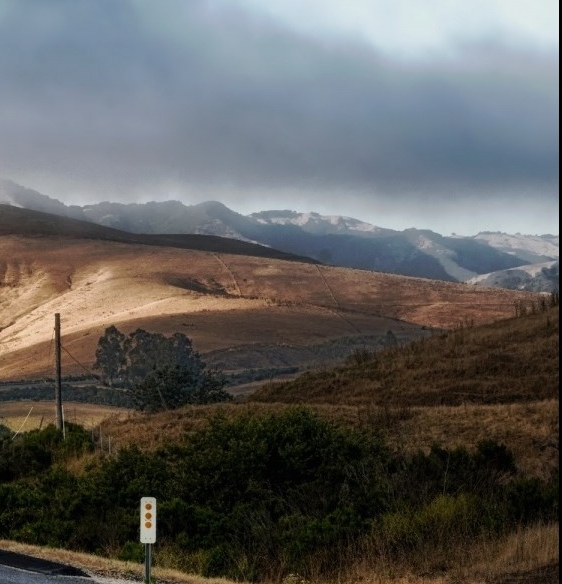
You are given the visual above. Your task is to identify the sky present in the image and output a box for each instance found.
[0,0,558,235]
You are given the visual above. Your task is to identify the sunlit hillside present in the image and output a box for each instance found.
[0,208,541,381]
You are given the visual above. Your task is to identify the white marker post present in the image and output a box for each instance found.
[140,497,157,583]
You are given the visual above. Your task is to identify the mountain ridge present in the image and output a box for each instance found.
[1,178,558,291]
[0,204,317,264]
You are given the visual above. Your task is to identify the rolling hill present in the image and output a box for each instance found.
[0,206,542,383]
[99,302,559,481]
[0,203,316,262]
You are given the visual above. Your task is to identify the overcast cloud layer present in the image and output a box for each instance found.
[0,0,558,234]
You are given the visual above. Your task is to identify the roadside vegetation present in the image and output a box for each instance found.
[0,298,558,583]
[0,409,557,582]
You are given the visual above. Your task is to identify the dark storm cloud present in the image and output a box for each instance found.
[0,0,558,205]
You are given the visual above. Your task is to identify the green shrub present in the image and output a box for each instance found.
[377,493,484,552]
[502,475,559,524]
[117,541,144,563]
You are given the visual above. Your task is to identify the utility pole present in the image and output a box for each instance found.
[55,313,63,432]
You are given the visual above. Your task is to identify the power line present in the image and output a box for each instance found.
[60,343,102,381]
[12,406,33,440]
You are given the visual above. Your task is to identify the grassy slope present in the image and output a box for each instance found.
[250,305,559,407]
[93,305,558,479]
[1,230,540,381]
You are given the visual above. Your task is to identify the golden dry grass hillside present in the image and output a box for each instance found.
[0,228,540,381]
[251,305,559,407]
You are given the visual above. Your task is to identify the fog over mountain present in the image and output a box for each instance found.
[1,179,558,292]
[0,1,558,235]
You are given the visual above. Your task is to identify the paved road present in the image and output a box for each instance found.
[0,563,93,583]
[0,549,137,583]
[0,550,89,583]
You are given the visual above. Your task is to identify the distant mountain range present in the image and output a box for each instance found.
[1,178,558,292]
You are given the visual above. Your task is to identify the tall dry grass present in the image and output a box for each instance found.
[4,521,553,584]
[338,522,559,584]
[251,305,559,407]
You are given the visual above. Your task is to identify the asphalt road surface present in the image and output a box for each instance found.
[0,564,91,583]
[0,549,136,584]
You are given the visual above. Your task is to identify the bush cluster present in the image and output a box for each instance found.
[0,409,557,581]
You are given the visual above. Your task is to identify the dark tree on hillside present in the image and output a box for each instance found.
[93,325,126,386]
[123,329,205,383]
[124,329,169,383]
[135,365,231,412]
[93,327,231,410]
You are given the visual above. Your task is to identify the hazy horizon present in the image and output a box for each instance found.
[1,176,559,238]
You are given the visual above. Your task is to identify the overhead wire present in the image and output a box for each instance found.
[60,343,102,381]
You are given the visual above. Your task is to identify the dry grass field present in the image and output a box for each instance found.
[0,401,131,433]
[251,305,559,407]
